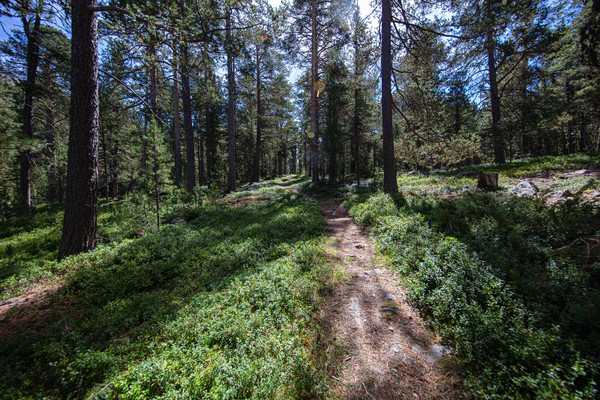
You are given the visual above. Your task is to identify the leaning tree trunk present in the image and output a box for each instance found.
[381,0,398,194]
[19,10,42,207]
[226,8,237,192]
[59,0,99,260]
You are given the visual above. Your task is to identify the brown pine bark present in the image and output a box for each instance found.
[181,44,196,192]
[198,129,205,186]
[59,0,100,260]
[381,0,398,194]
[226,8,237,192]
[486,28,505,164]
[310,0,319,185]
[172,46,182,187]
[252,43,262,182]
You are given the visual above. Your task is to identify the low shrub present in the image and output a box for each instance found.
[0,184,330,399]
[347,192,598,399]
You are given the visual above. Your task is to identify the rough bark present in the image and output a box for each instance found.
[486,29,505,164]
[381,0,398,194]
[59,0,99,260]
[353,86,360,187]
[310,0,319,185]
[110,140,119,197]
[226,8,237,192]
[172,47,182,187]
[198,129,205,186]
[181,44,196,192]
[252,43,262,182]
[205,103,214,183]
[19,9,42,207]
[290,145,297,174]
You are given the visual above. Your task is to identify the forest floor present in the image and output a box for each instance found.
[281,183,467,400]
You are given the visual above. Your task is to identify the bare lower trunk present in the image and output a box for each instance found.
[173,47,182,186]
[290,145,297,174]
[381,0,397,194]
[310,0,319,185]
[198,130,205,186]
[253,43,262,182]
[226,9,236,192]
[111,140,119,197]
[486,29,505,164]
[181,44,196,192]
[59,0,99,260]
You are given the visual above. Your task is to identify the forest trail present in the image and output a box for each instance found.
[281,184,466,399]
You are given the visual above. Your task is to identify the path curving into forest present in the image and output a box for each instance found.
[282,184,466,399]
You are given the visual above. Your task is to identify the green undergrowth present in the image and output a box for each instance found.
[447,153,600,178]
[0,183,331,399]
[342,180,599,398]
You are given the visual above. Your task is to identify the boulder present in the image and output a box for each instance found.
[477,173,499,191]
[170,217,185,225]
[513,181,539,197]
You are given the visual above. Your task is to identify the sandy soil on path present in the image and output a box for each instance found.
[282,184,467,400]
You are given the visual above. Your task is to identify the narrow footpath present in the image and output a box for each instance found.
[284,184,466,400]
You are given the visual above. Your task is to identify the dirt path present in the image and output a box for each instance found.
[283,185,466,399]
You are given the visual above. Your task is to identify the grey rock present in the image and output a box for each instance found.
[513,180,539,197]
[431,345,452,360]
[412,344,423,353]
[385,293,397,301]
[349,298,361,324]
[551,190,572,198]
[170,217,185,225]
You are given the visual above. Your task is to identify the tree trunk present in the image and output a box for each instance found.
[59,0,99,260]
[290,145,297,174]
[111,140,119,197]
[181,44,196,192]
[101,122,109,201]
[198,129,205,186]
[172,46,182,187]
[354,86,360,186]
[205,103,214,183]
[381,0,398,194]
[310,0,319,185]
[142,41,159,170]
[252,43,262,182]
[19,9,42,207]
[486,29,505,164]
[226,8,237,192]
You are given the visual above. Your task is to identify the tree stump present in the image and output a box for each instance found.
[477,173,499,191]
